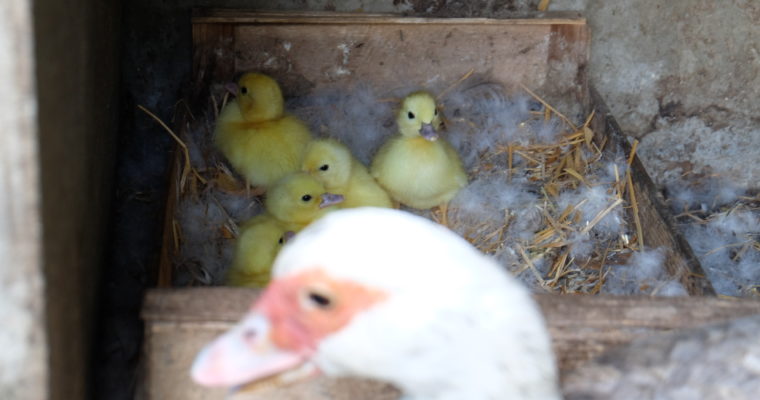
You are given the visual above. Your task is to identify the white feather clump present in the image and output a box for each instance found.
[602,248,687,296]
[667,179,745,213]
[174,190,264,286]
[449,171,542,246]
[557,185,625,238]
[681,208,760,296]
[174,184,265,285]
[566,232,595,260]
[441,84,542,170]
[171,96,266,286]
[288,85,395,165]
[598,156,630,185]
[174,194,229,286]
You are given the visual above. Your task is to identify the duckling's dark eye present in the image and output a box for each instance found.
[240,86,248,95]
[434,108,438,115]
[301,194,312,202]
[319,164,329,171]
[408,111,415,119]
[307,291,333,309]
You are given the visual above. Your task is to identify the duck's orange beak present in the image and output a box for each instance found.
[190,313,313,388]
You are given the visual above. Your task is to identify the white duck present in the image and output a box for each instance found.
[191,207,561,400]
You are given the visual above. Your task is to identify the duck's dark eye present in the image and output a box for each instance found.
[434,108,438,115]
[301,194,312,202]
[308,291,333,309]
[319,164,329,171]
[278,237,284,244]
[408,111,415,119]
[240,86,248,95]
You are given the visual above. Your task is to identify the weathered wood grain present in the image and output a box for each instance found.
[192,9,586,25]
[141,288,760,399]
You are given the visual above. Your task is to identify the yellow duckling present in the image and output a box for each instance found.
[265,172,344,232]
[302,138,393,209]
[225,215,293,288]
[214,72,312,188]
[371,91,467,223]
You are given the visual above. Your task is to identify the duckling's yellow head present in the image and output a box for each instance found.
[235,72,285,122]
[301,139,352,190]
[266,172,344,225]
[397,91,444,140]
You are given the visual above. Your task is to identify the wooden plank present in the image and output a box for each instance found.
[232,23,560,96]
[140,288,760,399]
[190,12,590,105]
[142,289,760,329]
[589,87,715,295]
[192,9,586,26]
[191,21,235,106]
[142,288,260,322]
[545,22,591,115]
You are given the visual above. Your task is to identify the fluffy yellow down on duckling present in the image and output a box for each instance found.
[265,172,344,232]
[214,72,312,188]
[302,138,393,209]
[371,91,467,211]
[225,215,290,288]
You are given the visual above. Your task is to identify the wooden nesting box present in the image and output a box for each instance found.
[139,10,760,400]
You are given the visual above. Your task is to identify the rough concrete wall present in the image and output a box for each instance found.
[0,1,48,399]
[33,0,120,398]
[550,0,760,188]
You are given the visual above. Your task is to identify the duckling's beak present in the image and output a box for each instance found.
[319,193,344,208]
[224,82,239,97]
[282,231,296,243]
[191,313,313,388]
[419,123,438,141]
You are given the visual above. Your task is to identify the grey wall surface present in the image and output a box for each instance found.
[551,0,760,188]
[0,1,47,399]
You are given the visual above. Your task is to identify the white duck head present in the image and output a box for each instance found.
[192,207,561,400]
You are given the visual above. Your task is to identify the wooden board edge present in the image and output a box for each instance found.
[191,22,236,107]
[192,9,586,26]
[142,288,759,325]
[139,288,760,381]
[589,86,716,296]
